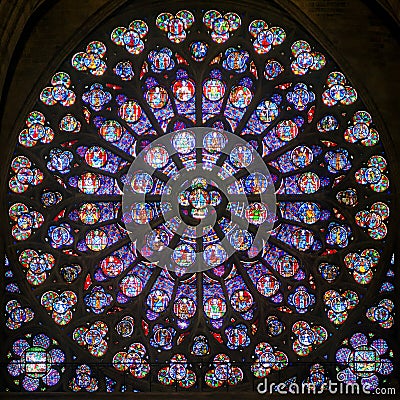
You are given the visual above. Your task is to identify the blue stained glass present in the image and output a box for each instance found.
[191,41,208,61]
[4,5,395,394]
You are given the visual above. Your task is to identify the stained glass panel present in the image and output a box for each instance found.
[2,4,396,394]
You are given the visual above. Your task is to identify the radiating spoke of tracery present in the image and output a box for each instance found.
[3,5,395,393]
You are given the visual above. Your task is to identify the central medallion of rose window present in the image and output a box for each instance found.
[122,127,276,273]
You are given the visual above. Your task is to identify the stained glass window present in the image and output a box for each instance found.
[2,4,396,394]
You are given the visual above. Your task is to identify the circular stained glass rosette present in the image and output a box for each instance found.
[5,5,395,392]
[123,127,276,273]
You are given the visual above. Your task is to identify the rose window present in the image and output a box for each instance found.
[2,4,396,394]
